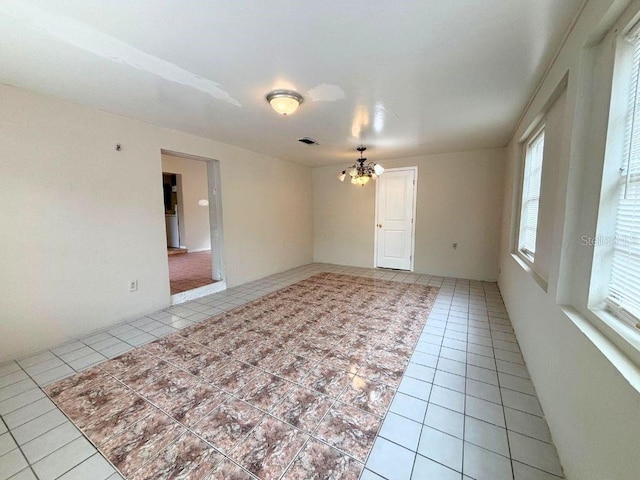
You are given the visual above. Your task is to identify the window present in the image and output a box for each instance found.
[518,127,545,259]
[606,33,640,327]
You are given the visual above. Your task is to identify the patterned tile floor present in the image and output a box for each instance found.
[168,251,216,295]
[0,264,564,480]
[42,273,438,479]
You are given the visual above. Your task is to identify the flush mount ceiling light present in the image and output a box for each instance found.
[266,89,303,116]
[337,147,384,186]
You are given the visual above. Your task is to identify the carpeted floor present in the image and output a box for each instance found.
[43,273,438,479]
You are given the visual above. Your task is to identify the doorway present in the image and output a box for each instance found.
[374,167,417,271]
[161,150,226,303]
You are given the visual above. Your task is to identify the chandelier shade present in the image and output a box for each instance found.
[337,147,384,187]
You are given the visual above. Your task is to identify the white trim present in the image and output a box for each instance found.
[206,159,226,282]
[373,166,418,271]
[170,280,227,305]
[511,253,548,292]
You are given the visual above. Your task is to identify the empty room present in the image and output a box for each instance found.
[1,1,639,480]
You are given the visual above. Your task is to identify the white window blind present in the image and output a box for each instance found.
[519,128,545,258]
[607,35,640,324]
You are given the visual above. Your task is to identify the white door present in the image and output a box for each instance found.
[375,167,417,270]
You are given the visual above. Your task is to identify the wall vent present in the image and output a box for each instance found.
[298,137,319,145]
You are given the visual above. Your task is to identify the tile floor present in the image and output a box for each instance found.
[168,250,216,295]
[0,264,565,480]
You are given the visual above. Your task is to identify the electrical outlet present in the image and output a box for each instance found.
[452,243,458,250]
[129,280,138,292]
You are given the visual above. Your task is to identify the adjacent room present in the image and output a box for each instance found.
[161,153,221,299]
[1,1,639,480]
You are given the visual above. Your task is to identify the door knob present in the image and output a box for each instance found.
[377,223,383,228]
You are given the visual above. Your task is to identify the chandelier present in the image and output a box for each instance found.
[337,147,384,186]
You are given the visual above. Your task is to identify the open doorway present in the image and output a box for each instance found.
[161,150,226,303]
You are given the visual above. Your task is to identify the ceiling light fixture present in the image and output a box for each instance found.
[266,89,303,116]
[337,147,384,186]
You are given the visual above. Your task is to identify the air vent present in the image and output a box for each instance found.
[298,137,319,145]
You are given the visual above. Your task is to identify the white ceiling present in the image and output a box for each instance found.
[0,0,585,167]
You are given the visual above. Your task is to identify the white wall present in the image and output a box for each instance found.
[313,148,505,281]
[161,154,211,252]
[0,84,313,362]
[498,1,640,479]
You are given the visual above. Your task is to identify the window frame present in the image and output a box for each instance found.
[585,15,640,366]
[603,29,640,329]
[517,123,546,264]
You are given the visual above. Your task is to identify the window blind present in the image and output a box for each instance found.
[519,128,545,258]
[607,35,640,324]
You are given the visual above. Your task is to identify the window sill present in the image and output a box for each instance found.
[510,252,548,292]
[560,305,640,393]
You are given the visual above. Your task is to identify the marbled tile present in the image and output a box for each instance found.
[302,365,355,398]
[282,438,364,480]
[315,402,382,462]
[193,398,265,454]
[336,336,373,357]
[356,360,404,387]
[84,396,157,446]
[329,347,368,369]
[142,333,189,354]
[240,372,294,412]
[378,338,415,356]
[270,385,333,433]
[203,360,259,394]
[208,335,257,356]
[266,354,315,384]
[293,342,332,362]
[235,342,280,366]
[130,432,223,480]
[176,321,210,339]
[137,369,198,403]
[370,347,411,369]
[206,459,255,479]
[230,416,308,479]
[188,326,226,348]
[37,273,439,480]
[57,378,136,428]
[144,336,210,368]
[100,349,158,376]
[187,350,231,378]
[101,410,185,476]
[225,334,265,356]
[318,353,357,373]
[116,359,176,391]
[164,384,230,427]
[44,366,106,401]
[339,375,396,416]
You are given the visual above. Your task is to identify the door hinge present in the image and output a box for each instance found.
[413,180,416,185]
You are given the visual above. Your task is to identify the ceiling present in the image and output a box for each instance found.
[0,0,585,167]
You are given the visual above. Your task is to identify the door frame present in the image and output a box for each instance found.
[161,149,227,304]
[373,166,418,271]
